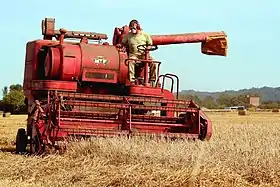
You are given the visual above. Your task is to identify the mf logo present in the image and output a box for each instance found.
[93,56,108,65]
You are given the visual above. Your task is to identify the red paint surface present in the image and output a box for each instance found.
[21,18,219,154]
[151,32,227,45]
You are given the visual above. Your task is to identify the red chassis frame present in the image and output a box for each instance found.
[17,45,213,155]
[15,18,217,155]
[25,90,212,154]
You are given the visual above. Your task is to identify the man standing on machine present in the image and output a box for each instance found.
[120,19,157,86]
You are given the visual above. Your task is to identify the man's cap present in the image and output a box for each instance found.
[129,19,139,27]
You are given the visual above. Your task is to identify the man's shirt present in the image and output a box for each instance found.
[122,31,153,56]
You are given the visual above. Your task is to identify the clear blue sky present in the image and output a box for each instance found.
[0,0,279,98]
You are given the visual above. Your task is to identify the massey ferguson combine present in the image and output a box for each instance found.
[15,18,227,154]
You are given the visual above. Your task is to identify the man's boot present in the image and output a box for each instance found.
[149,78,156,87]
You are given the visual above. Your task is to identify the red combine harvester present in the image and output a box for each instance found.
[15,18,227,154]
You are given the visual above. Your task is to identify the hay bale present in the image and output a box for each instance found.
[238,110,246,116]
[272,108,279,113]
[0,111,3,117]
[247,107,256,112]
[3,112,11,117]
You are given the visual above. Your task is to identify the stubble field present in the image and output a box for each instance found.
[0,112,279,187]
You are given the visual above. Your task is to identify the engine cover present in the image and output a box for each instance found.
[44,43,123,83]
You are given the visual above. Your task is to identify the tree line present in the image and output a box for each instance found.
[0,84,280,114]
[178,93,280,109]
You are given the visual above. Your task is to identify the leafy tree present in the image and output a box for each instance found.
[192,94,202,105]
[179,94,202,104]
[177,93,203,107]
[233,94,250,107]
[2,86,8,98]
[259,101,279,109]
[1,84,26,113]
[216,93,232,107]
[2,90,25,112]
[9,84,23,92]
[202,96,219,109]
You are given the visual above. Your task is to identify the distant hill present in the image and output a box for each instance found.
[180,86,280,102]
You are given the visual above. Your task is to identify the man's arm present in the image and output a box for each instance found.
[116,34,128,48]
[121,34,128,46]
[145,33,153,46]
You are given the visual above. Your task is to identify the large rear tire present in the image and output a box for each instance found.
[15,128,27,154]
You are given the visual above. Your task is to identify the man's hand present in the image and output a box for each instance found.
[116,43,125,49]
[116,43,123,48]
[146,45,152,50]
[116,43,126,52]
